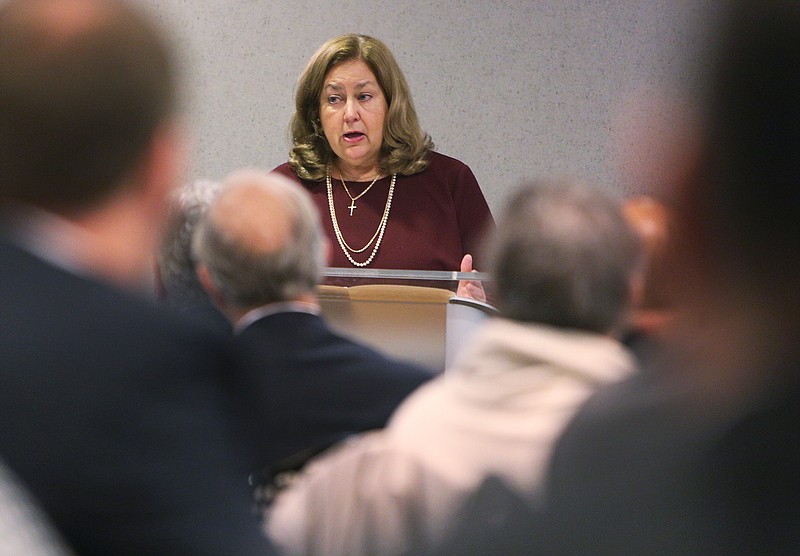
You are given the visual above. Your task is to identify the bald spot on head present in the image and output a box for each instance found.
[208,177,294,258]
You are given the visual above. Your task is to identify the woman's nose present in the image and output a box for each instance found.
[343,98,360,122]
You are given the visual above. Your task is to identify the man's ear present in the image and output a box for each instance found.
[138,120,187,219]
[322,236,332,266]
[196,264,225,307]
[629,268,645,316]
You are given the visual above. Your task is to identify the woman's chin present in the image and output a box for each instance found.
[335,150,378,172]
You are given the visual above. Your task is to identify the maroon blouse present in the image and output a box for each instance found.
[272,151,495,272]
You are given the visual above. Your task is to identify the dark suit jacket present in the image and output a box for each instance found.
[533,362,800,555]
[235,311,433,472]
[0,237,275,555]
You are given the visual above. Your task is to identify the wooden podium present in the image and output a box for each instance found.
[317,269,496,372]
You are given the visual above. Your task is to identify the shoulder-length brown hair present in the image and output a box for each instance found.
[288,34,434,180]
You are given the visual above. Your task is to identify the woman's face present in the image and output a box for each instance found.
[319,59,387,177]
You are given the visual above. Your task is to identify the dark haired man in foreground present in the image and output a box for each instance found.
[0,1,274,553]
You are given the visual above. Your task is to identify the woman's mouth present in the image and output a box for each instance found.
[343,132,365,142]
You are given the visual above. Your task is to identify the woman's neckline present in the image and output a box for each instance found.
[331,162,383,183]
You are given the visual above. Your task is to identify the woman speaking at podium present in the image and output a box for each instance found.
[272,34,494,296]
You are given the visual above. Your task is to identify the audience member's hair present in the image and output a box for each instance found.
[0,0,176,211]
[488,180,641,335]
[289,33,433,180]
[192,170,326,308]
[158,179,221,308]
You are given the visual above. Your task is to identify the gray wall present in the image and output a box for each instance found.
[142,1,713,215]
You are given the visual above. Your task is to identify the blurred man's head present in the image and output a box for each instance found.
[677,2,800,312]
[193,170,326,318]
[651,1,800,372]
[488,179,641,337]
[0,0,179,213]
[158,180,222,307]
[0,0,184,286]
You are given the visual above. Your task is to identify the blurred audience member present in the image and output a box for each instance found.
[435,2,800,554]
[156,178,230,331]
[192,169,433,480]
[621,195,676,349]
[264,178,642,555]
[0,0,275,553]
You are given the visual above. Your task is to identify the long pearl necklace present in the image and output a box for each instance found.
[326,167,396,267]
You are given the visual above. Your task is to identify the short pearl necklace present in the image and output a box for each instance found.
[326,167,396,267]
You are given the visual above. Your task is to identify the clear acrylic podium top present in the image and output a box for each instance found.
[322,267,492,290]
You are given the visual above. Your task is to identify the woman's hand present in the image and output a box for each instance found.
[456,254,487,302]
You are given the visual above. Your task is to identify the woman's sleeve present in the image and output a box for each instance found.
[452,163,495,268]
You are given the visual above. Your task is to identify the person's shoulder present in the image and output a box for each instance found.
[241,310,432,377]
[568,345,702,428]
[270,162,312,185]
[558,371,676,437]
[236,311,329,360]
[425,151,471,171]
[155,298,232,343]
[0,243,227,363]
[381,354,435,385]
[270,162,324,188]
[547,364,711,487]
[413,151,479,192]
[63,277,235,371]
[270,162,297,180]
[239,309,321,337]
[271,162,292,174]
[387,373,446,424]
[100,294,236,384]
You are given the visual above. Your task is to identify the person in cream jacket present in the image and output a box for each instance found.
[265,179,643,555]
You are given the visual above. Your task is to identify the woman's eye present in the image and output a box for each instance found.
[327,96,341,104]
[358,93,372,101]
